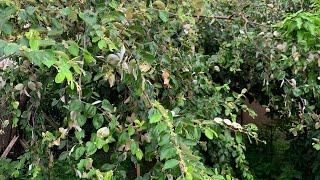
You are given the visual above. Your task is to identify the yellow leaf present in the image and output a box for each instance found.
[153,1,166,10]
[125,8,133,20]
[108,73,115,87]
[139,63,151,72]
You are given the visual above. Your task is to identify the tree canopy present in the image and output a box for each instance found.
[0,0,319,179]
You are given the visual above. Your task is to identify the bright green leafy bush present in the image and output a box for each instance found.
[0,0,319,179]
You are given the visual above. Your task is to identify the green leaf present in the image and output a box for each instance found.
[128,125,135,136]
[75,146,85,160]
[159,10,169,23]
[63,69,73,82]
[154,122,167,134]
[55,72,65,83]
[79,11,97,26]
[69,100,83,111]
[92,36,101,43]
[83,50,95,64]
[148,108,162,123]
[2,22,13,35]
[77,158,93,171]
[29,39,39,50]
[313,143,320,150]
[105,38,117,51]
[39,39,56,47]
[86,141,97,156]
[130,141,138,154]
[93,114,104,129]
[84,103,97,118]
[102,99,113,111]
[135,148,143,160]
[204,128,217,140]
[163,159,179,170]
[12,117,19,127]
[98,39,107,49]
[75,130,85,140]
[160,147,177,160]
[141,51,156,62]
[58,151,69,161]
[103,144,109,153]
[87,169,96,179]
[104,170,113,180]
[61,7,71,16]
[204,128,213,140]
[159,134,170,146]
[4,43,19,56]
[11,101,19,109]
[95,137,106,149]
[68,41,79,56]
[71,63,82,74]
[25,50,56,67]
[296,18,303,29]
[293,88,302,97]
[77,115,87,127]
[42,59,56,68]
[236,132,242,143]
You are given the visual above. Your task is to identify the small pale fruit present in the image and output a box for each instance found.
[14,83,24,91]
[214,66,220,72]
[107,54,120,66]
[97,127,110,138]
[153,1,166,10]
[28,81,37,91]
[214,117,223,124]
[231,122,242,129]
[223,119,232,126]
[273,31,280,37]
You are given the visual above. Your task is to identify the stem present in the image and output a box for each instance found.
[153,101,187,177]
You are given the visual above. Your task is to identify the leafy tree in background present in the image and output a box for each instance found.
[0,0,319,179]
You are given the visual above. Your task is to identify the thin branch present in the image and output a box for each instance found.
[43,112,59,129]
[0,53,15,61]
[136,164,141,177]
[78,34,87,100]
[1,135,19,158]
[153,8,267,30]
[19,139,28,150]
[239,12,249,35]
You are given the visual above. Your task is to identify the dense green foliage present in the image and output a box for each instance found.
[0,0,319,179]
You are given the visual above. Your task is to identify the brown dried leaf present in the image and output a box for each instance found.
[52,138,61,146]
[162,70,170,87]
[139,63,151,72]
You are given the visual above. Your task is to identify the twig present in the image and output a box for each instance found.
[143,91,153,108]
[153,8,235,21]
[19,139,28,149]
[153,8,266,30]
[239,12,249,35]
[78,35,87,100]
[1,135,19,158]
[0,53,15,61]
[136,164,141,177]
[212,14,235,20]
[43,112,59,129]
